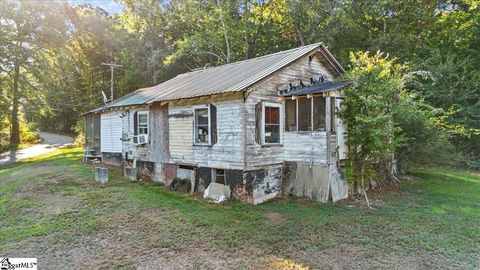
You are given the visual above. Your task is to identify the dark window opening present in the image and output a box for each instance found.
[194,108,210,144]
[297,98,311,131]
[313,96,326,131]
[264,106,280,143]
[214,169,226,185]
[285,99,297,131]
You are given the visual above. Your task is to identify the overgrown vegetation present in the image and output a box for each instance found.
[0,0,478,168]
[339,51,479,201]
[339,51,405,198]
[1,148,479,269]
[0,119,40,152]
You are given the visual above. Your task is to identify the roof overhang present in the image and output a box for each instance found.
[278,80,353,97]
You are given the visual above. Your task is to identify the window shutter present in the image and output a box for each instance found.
[210,104,217,145]
[255,102,262,144]
[133,111,138,135]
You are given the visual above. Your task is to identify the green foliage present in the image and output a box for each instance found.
[1,148,479,267]
[0,0,478,168]
[339,51,405,185]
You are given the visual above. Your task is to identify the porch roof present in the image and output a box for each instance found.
[278,80,353,97]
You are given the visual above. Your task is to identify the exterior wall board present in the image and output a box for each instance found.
[283,132,328,165]
[245,53,335,170]
[100,111,123,153]
[168,94,245,169]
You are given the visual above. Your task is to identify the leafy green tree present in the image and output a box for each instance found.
[0,0,68,145]
[339,51,407,205]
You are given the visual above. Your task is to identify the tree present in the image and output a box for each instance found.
[339,51,406,206]
[0,0,67,145]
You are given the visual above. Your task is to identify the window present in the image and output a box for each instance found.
[297,98,311,131]
[285,99,297,131]
[313,96,326,131]
[194,107,210,144]
[138,113,148,134]
[213,169,226,185]
[263,103,281,144]
[284,96,327,132]
[134,111,149,135]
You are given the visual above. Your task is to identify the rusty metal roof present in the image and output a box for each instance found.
[105,42,344,108]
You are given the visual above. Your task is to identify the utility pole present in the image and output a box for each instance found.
[101,63,122,101]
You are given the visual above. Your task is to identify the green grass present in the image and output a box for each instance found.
[0,147,479,269]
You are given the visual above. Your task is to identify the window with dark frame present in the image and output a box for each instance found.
[214,169,226,185]
[264,105,280,143]
[194,107,210,144]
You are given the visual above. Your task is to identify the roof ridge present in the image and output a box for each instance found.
[177,42,323,76]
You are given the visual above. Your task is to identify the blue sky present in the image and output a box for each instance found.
[69,0,124,14]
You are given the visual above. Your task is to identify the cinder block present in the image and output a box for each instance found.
[95,167,108,184]
[124,167,137,181]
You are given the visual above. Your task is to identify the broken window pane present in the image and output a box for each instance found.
[297,98,311,131]
[313,96,326,131]
[264,106,280,143]
[285,99,297,131]
[195,108,210,144]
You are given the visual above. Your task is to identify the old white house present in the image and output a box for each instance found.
[84,43,350,204]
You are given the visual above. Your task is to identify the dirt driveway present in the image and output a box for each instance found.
[0,132,73,166]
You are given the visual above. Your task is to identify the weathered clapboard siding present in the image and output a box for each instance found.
[148,103,169,162]
[100,104,169,165]
[100,110,123,153]
[120,105,150,160]
[283,132,329,165]
[244,52,335,170]
[168,93,245,169]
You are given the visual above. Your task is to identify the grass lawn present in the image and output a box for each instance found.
[1,147,479,269]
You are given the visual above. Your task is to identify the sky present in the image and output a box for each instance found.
[68,0,124,14]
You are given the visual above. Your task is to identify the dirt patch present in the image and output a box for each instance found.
[42,194,81,215]
[266,211,285,222]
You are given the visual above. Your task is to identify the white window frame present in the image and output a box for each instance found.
[136,111,149,136]
[193,105,211,146]
[262,102,282,145]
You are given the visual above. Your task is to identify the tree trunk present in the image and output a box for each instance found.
[295,23,306,46]
[10,63,20,146]
[243,0,250,59]
[216,0,231,63]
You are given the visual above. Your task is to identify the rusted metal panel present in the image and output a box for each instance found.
[162,163,177,187]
